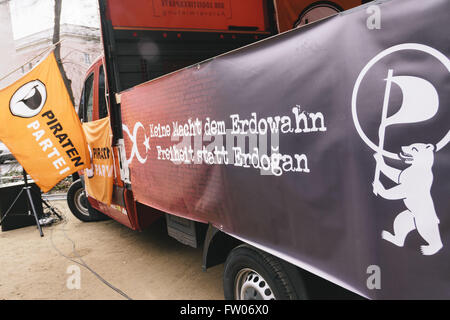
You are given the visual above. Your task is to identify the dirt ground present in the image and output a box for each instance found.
[0,200,224,300]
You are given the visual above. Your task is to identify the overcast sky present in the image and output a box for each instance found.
[9,0,100,39]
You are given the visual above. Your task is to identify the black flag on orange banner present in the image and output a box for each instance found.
[0,52,89,192]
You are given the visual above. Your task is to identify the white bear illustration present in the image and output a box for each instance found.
[372,143,443,255]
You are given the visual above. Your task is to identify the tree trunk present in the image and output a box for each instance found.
[53,0,75,106]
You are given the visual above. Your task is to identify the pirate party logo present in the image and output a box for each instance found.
[352,43,450,256]
[9,80,47,118]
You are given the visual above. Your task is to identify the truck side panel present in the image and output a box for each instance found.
[118,0,450,299]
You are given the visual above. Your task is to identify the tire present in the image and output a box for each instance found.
[67,179,108,222]
[223,245,308,300]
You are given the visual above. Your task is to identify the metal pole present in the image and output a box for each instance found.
[25,186,43,237]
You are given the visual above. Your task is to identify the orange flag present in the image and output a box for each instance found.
[0,52,89,192]
[83,117,114,205]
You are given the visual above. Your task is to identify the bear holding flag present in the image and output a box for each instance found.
[372,70,443,255]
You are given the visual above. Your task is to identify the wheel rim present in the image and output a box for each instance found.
[74,188,89,216]
[234,268,275,300]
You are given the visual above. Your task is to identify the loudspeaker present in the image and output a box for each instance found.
[0,181,43,231]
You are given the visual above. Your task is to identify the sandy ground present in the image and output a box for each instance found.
[0,200,224,300]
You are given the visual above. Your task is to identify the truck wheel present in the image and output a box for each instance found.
[67,179,107,222]
[223,245,307,300]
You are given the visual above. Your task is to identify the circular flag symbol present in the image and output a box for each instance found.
[9,80,47,118]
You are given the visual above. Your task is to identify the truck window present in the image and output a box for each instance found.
[84,73,94,122]
[78,86,85,121]
[98,66,108,119]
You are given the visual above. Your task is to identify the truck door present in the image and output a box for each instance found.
[79,62,107,123]
[78,71,95,123]
[78,59,138,229]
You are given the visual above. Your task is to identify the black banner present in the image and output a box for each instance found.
[120,0,450,299]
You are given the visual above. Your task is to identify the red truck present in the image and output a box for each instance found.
[67,0,450,300]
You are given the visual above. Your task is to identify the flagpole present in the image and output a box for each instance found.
[0,40,63,84]
[373,69,394,194]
